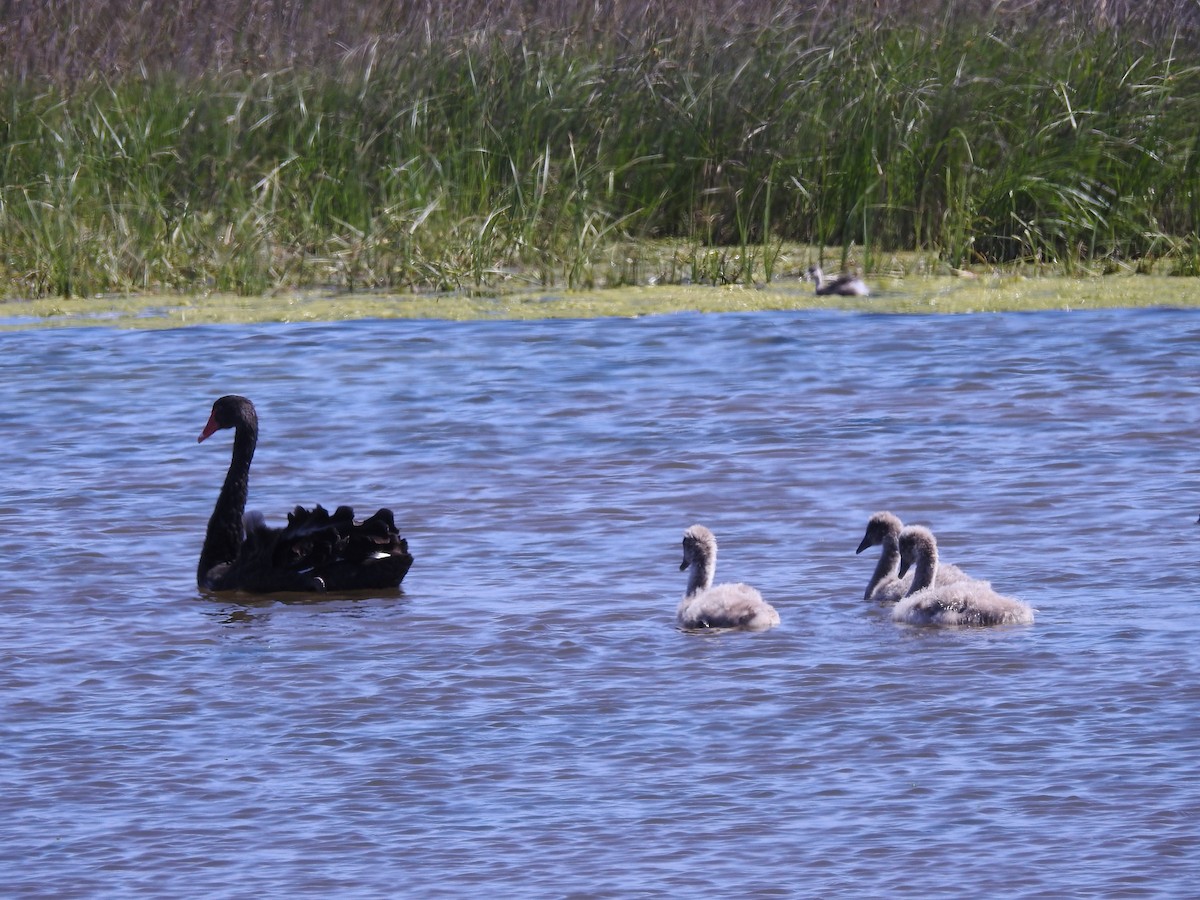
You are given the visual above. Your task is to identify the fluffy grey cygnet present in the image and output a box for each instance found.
[807,264,870,297]
[856,511,969,603]
[892,525,1034,627]
[677,524,780,631]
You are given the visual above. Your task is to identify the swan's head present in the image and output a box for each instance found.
[857,511,903,554]
[806,264,824,281]
[680,524,717,571]
[199,395,258,443]
[897,525,937,578]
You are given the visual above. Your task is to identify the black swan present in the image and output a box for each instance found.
[196,395,413,593]
[855,511,968,603]
[893,525,1034,626]
[677,524,780,631]
[806,264,870,297]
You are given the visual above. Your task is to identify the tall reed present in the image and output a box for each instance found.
[0,0,1197,296]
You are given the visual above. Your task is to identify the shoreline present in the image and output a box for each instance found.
[3,275,1199,331]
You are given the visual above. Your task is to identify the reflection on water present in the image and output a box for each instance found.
[3,308,1200,896]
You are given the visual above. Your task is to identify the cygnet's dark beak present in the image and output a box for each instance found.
[855,535,872,554]
[897,559,911,578]
[679,556,688,571]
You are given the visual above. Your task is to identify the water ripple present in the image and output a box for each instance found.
[2,308,1200,896]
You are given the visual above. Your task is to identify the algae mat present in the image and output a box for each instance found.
[1,276,1198,330]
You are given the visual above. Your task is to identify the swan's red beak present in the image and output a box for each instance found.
[198,412,221,443]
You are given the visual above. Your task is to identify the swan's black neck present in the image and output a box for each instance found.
[197,420,257,587]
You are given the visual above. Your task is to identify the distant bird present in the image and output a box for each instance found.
[197,395,413,593]
[893,525,1034,627]
[855,511,969,603]
[676,524,780,631]
[807,264,870,297]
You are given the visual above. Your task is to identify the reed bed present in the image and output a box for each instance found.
[1,0,1198,297]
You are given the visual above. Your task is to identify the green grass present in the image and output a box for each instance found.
[1,0,1198,298]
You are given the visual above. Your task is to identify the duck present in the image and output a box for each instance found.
[807,264,870,297]
[676,524,779,631]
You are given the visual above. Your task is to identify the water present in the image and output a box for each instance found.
[3,308,1199,897]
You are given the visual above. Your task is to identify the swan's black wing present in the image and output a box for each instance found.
[275,504,414,591]
[205,505,413,593]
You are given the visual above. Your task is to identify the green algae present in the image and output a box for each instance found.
[1,273,1197,331]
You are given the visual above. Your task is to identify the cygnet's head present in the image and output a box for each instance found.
[680,524,717,570]
[897,525,937,577]
[857,510,903,554]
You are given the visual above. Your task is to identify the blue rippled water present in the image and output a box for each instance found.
[2,307,1200,897]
